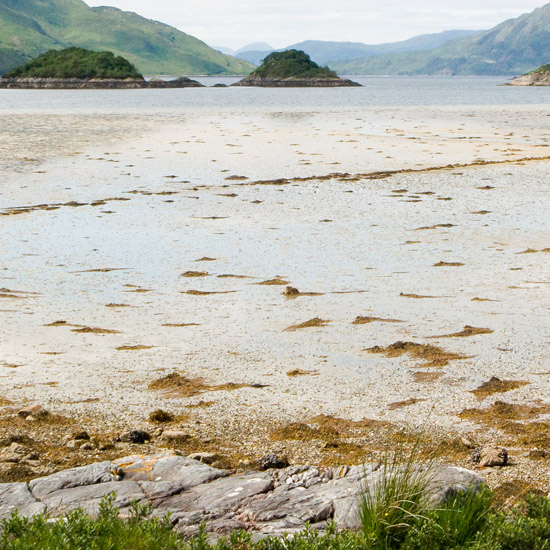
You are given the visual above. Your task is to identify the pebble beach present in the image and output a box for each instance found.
[1,86,550,493]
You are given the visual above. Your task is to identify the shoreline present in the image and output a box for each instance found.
[0,77,204,90]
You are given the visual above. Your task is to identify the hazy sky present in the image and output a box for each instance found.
[87,1,545,49]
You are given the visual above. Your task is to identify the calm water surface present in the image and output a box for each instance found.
[1,76,550,113]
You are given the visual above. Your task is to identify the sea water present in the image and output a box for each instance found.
[2,76,550,114]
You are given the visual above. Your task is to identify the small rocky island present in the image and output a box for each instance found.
[232,50,361,87]
[508,64,550,86]
[0,48,203,89]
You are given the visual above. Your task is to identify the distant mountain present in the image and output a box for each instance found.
[332,3,550,75]
[236,50,274,65]
[236,42,273,55]
[286,31,482,65]
[234,30,481,67]
[213,43,274,61]
[212,46,236,56]
[0,0,253,75]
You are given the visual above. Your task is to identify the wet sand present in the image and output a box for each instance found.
[1,103,550,490]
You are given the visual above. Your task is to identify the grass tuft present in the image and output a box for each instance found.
[359,443,434,548]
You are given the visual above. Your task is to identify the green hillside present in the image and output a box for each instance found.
[0,0,253,75]
[4,47,143,78]
[332,3,550,75]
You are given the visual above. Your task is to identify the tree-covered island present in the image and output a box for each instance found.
[0,47,204,88]
[233,50,361,87]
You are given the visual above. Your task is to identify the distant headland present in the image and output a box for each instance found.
[0,48,203,89]
[232,50,361,87]
[508,64,550,86]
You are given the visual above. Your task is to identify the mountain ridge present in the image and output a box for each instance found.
[233,30,483,66]
[331,4,550,75]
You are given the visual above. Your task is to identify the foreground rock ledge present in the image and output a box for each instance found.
[0,77,204,89]
[0,452,483,538]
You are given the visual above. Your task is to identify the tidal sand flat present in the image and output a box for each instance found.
[1,84,549,492]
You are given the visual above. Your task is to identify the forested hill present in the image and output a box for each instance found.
[0,0,253,75]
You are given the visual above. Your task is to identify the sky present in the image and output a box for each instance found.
[87,0,546,50]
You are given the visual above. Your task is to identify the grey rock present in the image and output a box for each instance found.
[0,443,32,464]
[471,445,509,467]
[114,453,227,484]
[29,461,114,499]
[271,465,311,486]
[240,485,333,525]
[154,471,273,519]
[41,481,145,516]
[258,453,289,470]
[471,447,483,464]
[120,430,150,444]
[0,452,485,537]
[311,464,378,529]
[239,465,377,531]
[18,405,46,418]
[188,452,219,465]
[112,453,228,501]
[285,466,333,489]
[477,446,508,468]
[0,483,45,520]
[427,464,485,502]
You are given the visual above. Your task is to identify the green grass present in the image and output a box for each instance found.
[359,445,435,548]
[400,488,493,550]
[0,495,184,550]
[4,47,143,78]
[3,485,550,549]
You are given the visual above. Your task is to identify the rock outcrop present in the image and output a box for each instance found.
[0,77,204,89]
[0,452,483,538]
[508,68,550,86]
[232,76,361,87]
